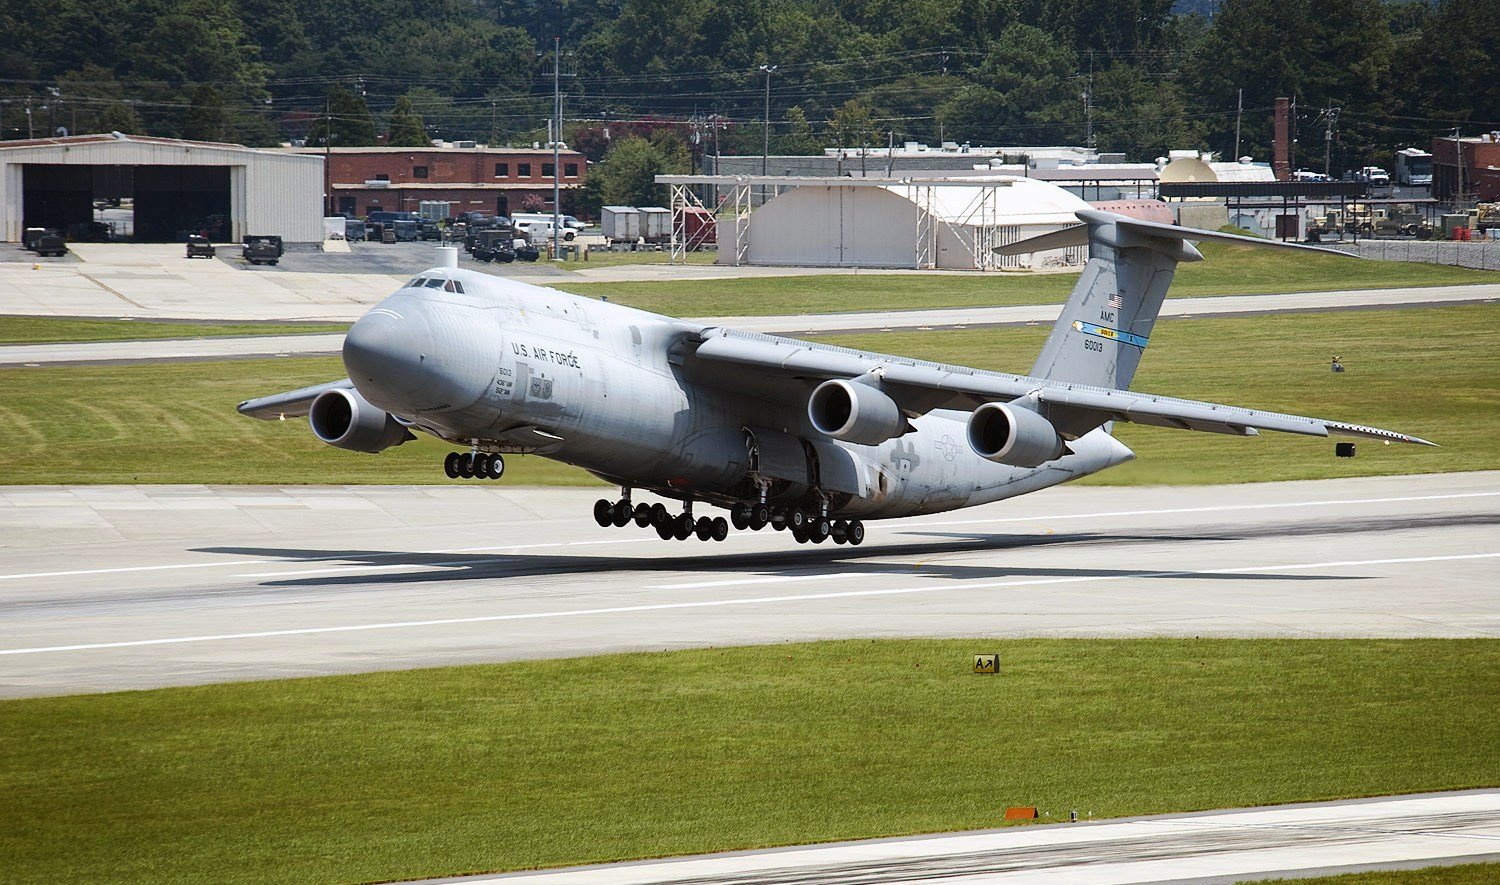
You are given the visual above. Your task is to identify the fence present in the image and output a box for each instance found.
[1328,239,1500,270]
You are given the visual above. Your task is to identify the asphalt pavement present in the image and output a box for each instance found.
[2,471,1496,698]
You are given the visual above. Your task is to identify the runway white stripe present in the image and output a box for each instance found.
[3,552,1495,657]
[1,489,1494,583]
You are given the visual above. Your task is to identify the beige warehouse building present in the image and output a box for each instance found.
[0,133,324,243]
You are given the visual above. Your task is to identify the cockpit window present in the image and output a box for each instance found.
[424,278,445,289]
[407,277,426,288]
[444,279,464,293]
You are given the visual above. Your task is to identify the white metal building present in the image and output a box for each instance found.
[662,175,1090,271]
[0,134,324,243]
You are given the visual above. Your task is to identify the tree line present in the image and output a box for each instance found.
[2,0,1495,178]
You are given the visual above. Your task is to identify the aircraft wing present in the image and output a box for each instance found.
[688,329,1435,446]
[237,379,354,420]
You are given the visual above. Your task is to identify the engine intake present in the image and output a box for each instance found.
[966,401,1066,467]
[308,388,412,453]
[808,378,906,445]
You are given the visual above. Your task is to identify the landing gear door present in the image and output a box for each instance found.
[808,440,875,498]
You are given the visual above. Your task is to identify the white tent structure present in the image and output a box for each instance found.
[659,175,1091,271]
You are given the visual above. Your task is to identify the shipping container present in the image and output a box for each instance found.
[638,206,671,243]
[602,206,640,243]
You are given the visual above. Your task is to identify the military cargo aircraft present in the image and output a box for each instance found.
[239,210,1433,545]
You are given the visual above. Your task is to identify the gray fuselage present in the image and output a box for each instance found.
[341,267,1134,519]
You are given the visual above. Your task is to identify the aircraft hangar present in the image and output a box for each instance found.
[0,133,324,243]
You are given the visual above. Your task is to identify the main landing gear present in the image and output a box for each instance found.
[593,491,864,545]
[444,451,504,480]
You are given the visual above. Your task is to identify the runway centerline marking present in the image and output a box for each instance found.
[3,551,1495,657]
[1,489,1495,583]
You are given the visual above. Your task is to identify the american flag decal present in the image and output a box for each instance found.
[1107,292,1123,309]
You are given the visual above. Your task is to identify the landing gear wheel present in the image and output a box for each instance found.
[771,509,787,531]
[848,520,866,546]
[655,520,675,540]
[650,503,670,528]
[674,514,694,541]
[791,524,809,544]
[730,504,750,531]
[695,516,714,541]
[751,504,771,530]
[443,452,460,478]
[473,453,491,477]
[593,498,615,527]
[831,520,849,544]
[612,500,633,527]
[711,516,729,542]
[633,503,652,528]
[487,455,505,480]
[789,509,808,530]
[457,454,474,479]
[812,518,831,541]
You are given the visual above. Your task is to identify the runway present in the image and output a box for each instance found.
[1,471,1497,698]
[2,283,1495,366]
[410,790,1500,884]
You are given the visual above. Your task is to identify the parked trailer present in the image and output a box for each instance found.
[602,206,640,244]
[638,207,671,244]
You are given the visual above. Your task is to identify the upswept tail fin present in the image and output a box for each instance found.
[998,209,1355,391]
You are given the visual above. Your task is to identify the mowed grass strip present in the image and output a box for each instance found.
[826,303,1500,485]
[559,243,1499,317]
[0,639,1495,885]
[1250,864,1500,884]
[0,304,1496,486]
[0,315,347,345]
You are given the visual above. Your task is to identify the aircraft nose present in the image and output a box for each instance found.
[343,302,436,404]
[343,294,494,415]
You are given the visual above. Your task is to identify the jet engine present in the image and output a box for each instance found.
[807,378,906,445]
[965,401,1066,467]
[308,387,412,453]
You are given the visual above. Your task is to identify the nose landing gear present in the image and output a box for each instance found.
[444,451,504,480]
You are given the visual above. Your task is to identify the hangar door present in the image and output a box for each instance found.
[22,164,231,242]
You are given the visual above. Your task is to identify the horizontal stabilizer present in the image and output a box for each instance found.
[995,209,1359,260]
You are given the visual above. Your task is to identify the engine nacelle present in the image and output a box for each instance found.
[308,388,411,453]
[808,378,906,445]
[966,401,1066,467]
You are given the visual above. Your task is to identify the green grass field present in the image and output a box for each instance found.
[0,315,347,345]
[1252,865,1499,885]
[557,242,1499,317]
[0,304,1493,486]
[1,639,1494,884]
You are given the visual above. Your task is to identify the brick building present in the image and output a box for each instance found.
[290,144,588,219]
[1431,133,1500,203]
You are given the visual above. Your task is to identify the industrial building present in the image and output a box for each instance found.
[0,133,324,243]
[1431,133,1500,202]
[289,143,588,220]
[661,174,1091,271]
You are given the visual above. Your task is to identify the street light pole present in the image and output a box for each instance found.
[759,64,777,177]
[552,35,563,260]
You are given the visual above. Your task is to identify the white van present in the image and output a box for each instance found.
[512,214,581,237]
[513,217,577,244]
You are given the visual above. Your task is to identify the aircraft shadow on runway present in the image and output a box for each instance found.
[197,527,1355,591]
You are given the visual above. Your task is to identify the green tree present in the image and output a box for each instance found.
[774,105,823,155]
[386,95,428,146]
[936,24,1080,145]
[596,136,672,207]
[96,102,142,135]
[182,85,228,142]
[306,86,376,147]
[829,99,878,148]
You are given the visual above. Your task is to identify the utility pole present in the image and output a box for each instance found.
[886,130,895,176]
[1321,105,1340,179]
[552,34,562,260]
[323,93,333,216]
[1234,88,1243,159]
[1084,52,1095,150]
[24,97,33,139]
[1453,128,1465,208]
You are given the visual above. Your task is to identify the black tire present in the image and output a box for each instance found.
[730,504,749,531]
[711,516,729,542]
[488,455,505,480]
[752,503,771,526]
[674,514,693,541]
[443,452,460,478]
[848,520,865,546]
[655,521,675,540]
[473,453,491,476]
[789,509,808,530]
[612,500,633,527]
[813,518,831,541]
[831,519,849,544]
[650,502,670,527]
[695,516,713,541]
[633,502,652,528]
[456,455,474,479]
[593,498,615,527]
[791,525,809,544]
